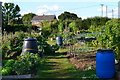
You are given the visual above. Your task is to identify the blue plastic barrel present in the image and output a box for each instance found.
[96,49,115,79]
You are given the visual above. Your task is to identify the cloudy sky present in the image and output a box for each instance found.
[1,0,120,19]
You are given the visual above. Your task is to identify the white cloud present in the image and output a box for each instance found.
[37,9,48,15]
[36,5,61,15]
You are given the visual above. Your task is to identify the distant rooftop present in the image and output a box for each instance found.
[32,15,56,20]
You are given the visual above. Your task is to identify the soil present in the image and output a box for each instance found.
[66,52,96,71]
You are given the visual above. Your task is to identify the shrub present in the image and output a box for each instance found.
[2,32,24,59]
[14,52,45,75]
[2,52,46,75]
[88,19,120,59]
[42,42,57,55]
[2,67,13,76]
[2,60,16,75]
[2,24,37,33]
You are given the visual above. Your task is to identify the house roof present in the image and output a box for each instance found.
[32,15,56,20]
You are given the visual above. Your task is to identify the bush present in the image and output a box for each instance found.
[42,42,57,55]
[13,52,44,75]
[2,52,46,75]
[2,60,16,75]
[88,19,120,59]
[2,24,37,33]
[2,32,25,59]
[2,67,13,76]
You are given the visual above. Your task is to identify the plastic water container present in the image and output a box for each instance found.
[96,49,115,79]
[21,37,38,55]
[56,36,63,46]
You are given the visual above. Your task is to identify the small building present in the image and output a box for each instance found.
[31,15,56,27]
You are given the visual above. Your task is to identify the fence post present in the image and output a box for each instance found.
[73,46,76,58]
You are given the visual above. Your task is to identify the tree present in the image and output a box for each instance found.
[58,11,81,20]
[75,19,82,30]
[22,13,36,25]
[50,20,59,33]
[58,22,64,35]
[69,22,77,33]
[2,3,21,25]
[81,17,110,30]
[41,21,52,37]
[90,17,110,27]
[81,18,91,30]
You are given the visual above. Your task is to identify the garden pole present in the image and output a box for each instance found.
[0,2,2,80]
[73,47,76,58]
[0,1,2,80]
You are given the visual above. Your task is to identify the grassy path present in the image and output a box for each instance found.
[36,40,98,79]
[37,49,79,78]
[37,49,97,79]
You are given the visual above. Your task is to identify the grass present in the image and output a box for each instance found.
[46,40,56,45]
[36,40,99,79]
[0,66,1,76]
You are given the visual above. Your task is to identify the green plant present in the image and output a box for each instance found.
[42,42,56,55]
[2,35,23,59]
[2,67,13,76]
[68,38,77,44]
[88,19,120,59]
[13,52,43,75]
[87,65,94,70]
[58,22,64,35]
[69,21,77,33]
[2,31,45,59]
[51,44,59,51]
[4,59,15,67]
[2,60,16,75]
[2,52,46,75]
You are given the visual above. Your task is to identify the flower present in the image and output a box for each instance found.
[14,40,19,44]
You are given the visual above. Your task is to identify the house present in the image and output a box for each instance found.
[31,15,56,27]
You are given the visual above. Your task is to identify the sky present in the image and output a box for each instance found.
[0,0,120,19]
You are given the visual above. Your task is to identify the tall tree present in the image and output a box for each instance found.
[2,3,21,25]
[58,11,81,20]
[22,13,36,25]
